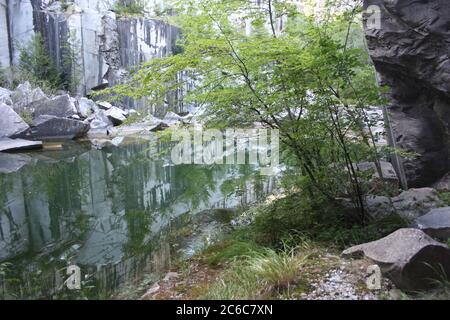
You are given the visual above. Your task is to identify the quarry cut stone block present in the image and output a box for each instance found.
[343,228,450,291]
[13,115,89,140]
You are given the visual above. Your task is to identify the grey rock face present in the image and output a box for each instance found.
[433,172,450,191]
[363,0,450,187]
[391,188,443,220]
[32,95,77,118]
[342,228,450,291]
[364,188,443,220]
[105,106,127,125]
[10,82,48,110]
[0,103,29,138]
[77,97,96,118]
[357,161,398,182]
[414,207,450,240]
[0,137,43,152]
[0,87,12,105]
[13,115,89,140]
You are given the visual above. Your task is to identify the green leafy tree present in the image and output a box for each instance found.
[114,0,145,16]
[102,0,387,224]
[17,33,64,91]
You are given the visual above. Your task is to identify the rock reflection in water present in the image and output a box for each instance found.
[0,137,275,299]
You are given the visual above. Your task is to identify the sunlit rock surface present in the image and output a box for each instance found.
[0,0,189,114]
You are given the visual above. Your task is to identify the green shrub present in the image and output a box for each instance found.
[17,33,64,92]
[202,239,263,267]
[249,193,407,249]
[115,0,145,17]
[439,191,450,206]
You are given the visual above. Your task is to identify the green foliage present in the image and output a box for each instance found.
[8,32,81,94]
[0,65,8,87]
[115,0,145,17]
[103,0,388,225]
[439,191,450,207]
[16,33,65,92]
[249,193,407,249]
[19,110,33,125]
[202,239,263,266]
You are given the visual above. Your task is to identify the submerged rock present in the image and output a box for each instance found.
[0,103,29,138]
[0,137,43,152]
[97,101,113,110]
[414,207,450,241]
[0,153,33,173]
[343,228,450,291]
[13,115,89,140]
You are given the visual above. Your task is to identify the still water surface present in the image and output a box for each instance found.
[0,136,275,299]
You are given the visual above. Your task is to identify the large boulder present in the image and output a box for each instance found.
[362,0,450,187]
[0,137,42,152]
[0,103,29,137]
[31,94,78,118]
[105,106,127,125]
[414,207,450,241]
[391,188,443,220]
[13,115,89,140]
[342,228,450,291]
[10,82,48,110]
[364,188,443,220]
[76,97,96,118]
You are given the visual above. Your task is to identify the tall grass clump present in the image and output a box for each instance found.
[202,246,308,300]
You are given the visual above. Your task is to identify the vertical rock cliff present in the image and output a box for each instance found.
[363,0,450,187]
[0,0,183,112]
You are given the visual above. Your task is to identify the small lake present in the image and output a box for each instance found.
[0,135,276,299]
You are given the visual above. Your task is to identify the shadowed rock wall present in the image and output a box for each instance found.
[363,0,450,187]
